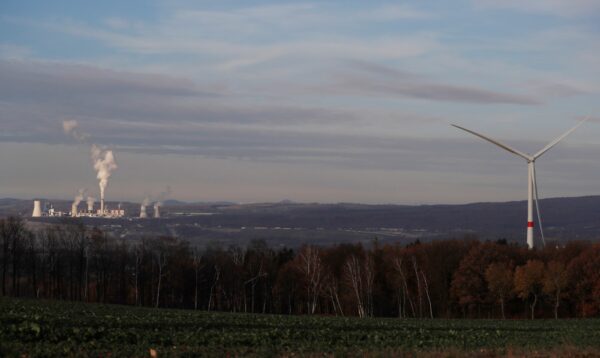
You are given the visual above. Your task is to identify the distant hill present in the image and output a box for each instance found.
[3,196,600,243]
[163,196,600,241]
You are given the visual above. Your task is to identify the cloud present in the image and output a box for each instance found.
[316,61,541,105]
[473,0,600,17]
[0,43,32,60]
[0,59,424,153]
[361,4,432,21]
[0,60,205,97]
[4,3,436,70]
[0,59,489,174]
[524,80,590,98]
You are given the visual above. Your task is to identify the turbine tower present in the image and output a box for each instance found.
[452,118,588,249]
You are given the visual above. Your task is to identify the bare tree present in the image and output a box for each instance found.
[324,273,344,316]
[412,256,423,318]
[364,254,375,317]
[207,265,220,312]
[192,249,203,310]
[297,246,323,314]
[244,261,266,313]
[421,270,434,319]
[393,257,415,318]
[154,250,167,308]
[345,255,366,318]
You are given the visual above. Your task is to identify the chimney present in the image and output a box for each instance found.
[100,199,105,213]
[32,200,42,217]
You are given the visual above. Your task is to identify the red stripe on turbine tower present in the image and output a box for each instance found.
[527,221,534,228]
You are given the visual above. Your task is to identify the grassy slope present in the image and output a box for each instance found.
[1,297,600,357]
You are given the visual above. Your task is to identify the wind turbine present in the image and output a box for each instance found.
[452,118,589,249]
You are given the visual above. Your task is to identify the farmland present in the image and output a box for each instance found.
[2,298,600,357]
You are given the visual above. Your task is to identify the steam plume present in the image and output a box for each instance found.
[91,144,118,204]
[86,196,96,211]
[62,119,89,142]
[72,188,87,207]
[140,196,150,218]
[71,188,87,215]
[62,120,118,208]
[153,186,172,218]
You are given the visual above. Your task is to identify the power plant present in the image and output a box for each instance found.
[30,121,171,220]
[32,199,125,218]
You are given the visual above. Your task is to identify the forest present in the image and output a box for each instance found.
[1,216,600,319]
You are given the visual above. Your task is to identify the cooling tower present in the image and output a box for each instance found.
[71,203,78,217]
[32,200,42,217]
[154,205,160,218]
[140,205,147,218]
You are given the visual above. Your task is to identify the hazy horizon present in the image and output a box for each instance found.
[4,192,600,207]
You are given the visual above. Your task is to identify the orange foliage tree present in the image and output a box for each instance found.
[514,260,545,319]
[542,260,569,319]
[485,262,514,319]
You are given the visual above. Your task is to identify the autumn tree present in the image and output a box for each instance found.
[514,260,545,319]
[543,260,568,319]
[567,244,600,317]
[485,262,514,319]
[450,241,518,317]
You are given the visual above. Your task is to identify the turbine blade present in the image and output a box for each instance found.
[451,124,531,161]
[533,117,590,159]
[531,162,546,247]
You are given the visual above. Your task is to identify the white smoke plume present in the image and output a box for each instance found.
[71,188,87,215]
[140,196,150,218]
[72,188,87,207]
[62,120,118,204]
[62,119,90,142]
[91,144,118,203]
[86,196,96,211]
[153,186,172,218]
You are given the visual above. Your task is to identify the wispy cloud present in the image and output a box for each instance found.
[312,61,541,105]
[473,0,600,17]
[0,43,32,60]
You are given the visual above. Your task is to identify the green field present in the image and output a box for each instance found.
[1,298,600,357]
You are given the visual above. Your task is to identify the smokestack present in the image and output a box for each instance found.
[32,200,42,217]
[154,203,160,218]
[101,198,105,213]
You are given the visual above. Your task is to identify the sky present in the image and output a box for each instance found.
[0,0,599,204]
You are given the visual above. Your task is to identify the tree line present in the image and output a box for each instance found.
[2,216,600,319]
